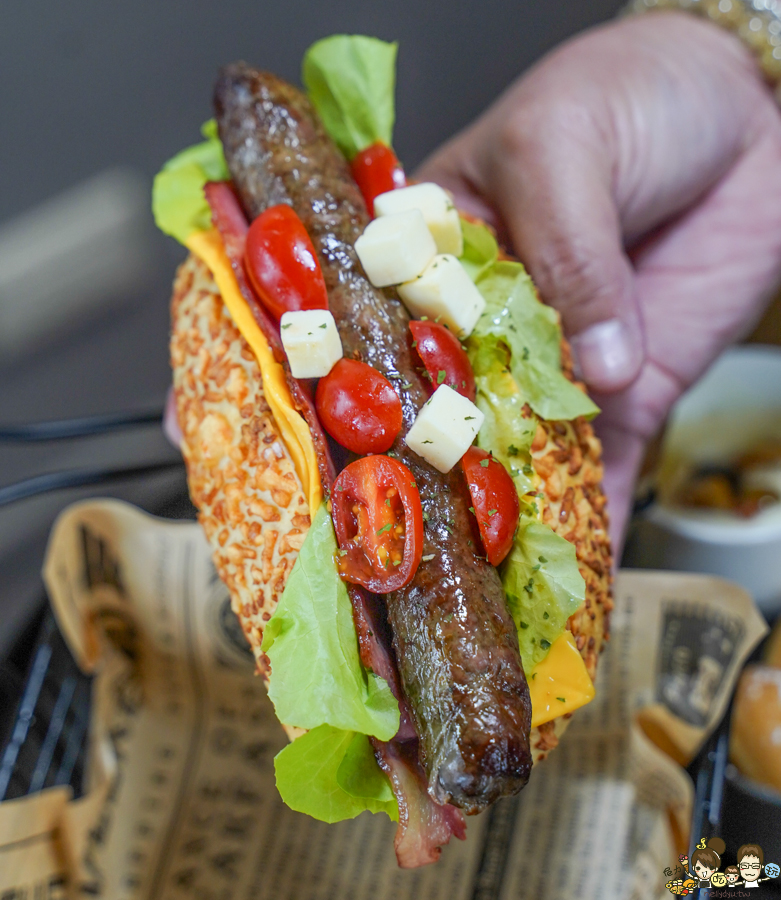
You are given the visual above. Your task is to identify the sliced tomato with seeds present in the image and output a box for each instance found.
[350,142,405,217]
[410,320,476,401]
[461,446,520,567]
[244,204,329,322]
[315,359,402,454]
[331,456,423,592]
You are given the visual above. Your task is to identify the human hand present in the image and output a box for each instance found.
[416,11,781,548]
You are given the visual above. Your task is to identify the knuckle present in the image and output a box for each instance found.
[496,96,599,163]
[532,236,629,327]
[536,234,606,300]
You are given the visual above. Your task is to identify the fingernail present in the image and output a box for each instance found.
[569,318,643,392]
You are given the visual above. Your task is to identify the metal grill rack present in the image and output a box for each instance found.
[0,483,197,804]
[0,408,192,803]
[0,610,91,802]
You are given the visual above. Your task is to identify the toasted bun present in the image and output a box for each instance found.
[171,251,612,762]
[730,664,781,794]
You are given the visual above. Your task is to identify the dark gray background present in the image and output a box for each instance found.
[0,0,624,650]
[1,1,625,225]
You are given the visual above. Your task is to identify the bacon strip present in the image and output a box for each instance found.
[372,738,467,868]
[204,181,336,490]
[351,586,417,741]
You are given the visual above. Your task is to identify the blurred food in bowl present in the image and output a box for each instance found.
[624,346,781,616]
[657,411,781,521]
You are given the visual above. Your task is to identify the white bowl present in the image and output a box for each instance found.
[624,346,781,617]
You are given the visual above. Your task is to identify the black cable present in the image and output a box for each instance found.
[0,408,164,441]
[0,461,184,508]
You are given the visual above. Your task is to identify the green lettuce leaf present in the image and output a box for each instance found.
[151,119,228,245]
[274,725,398,823]
[263,506,400,824]
[459,217,498,281]
[467,326,587,669]
[461,218,591,667]
[470,260,599,422]
[302,35,397,160]
[471,334,536,498]
[262,504,399,740]
[336,731,397,813]
[501,518,586,670]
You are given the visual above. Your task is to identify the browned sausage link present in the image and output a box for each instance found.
[215,64,531,812]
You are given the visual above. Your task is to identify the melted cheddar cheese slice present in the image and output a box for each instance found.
[529,630,595,727]
[186,229,322,515]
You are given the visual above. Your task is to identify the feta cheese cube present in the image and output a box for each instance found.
[354,210,436,288]
[280,309,342,378]
[405,385,484,473]
[397,254,486,337]
[374,183,463,256]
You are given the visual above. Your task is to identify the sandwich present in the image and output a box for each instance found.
[153,34,612,868]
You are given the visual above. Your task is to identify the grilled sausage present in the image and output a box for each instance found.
[215,63,532,812]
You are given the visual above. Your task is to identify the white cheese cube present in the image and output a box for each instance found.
[405,385,484,473]
[354,210,436,288]
[279,309,342,379]
[374,183,463,256]
[397,254,486,337]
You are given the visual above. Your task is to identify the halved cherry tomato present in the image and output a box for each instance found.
[315,359,402,454]
[331,456,423,592]
[462,447,520,567]
[244,204,329,322]
[350,142,405,217]
[410,320,476,401]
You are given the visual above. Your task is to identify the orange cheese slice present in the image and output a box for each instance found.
[529,630,595,728]
[185,228,322,514]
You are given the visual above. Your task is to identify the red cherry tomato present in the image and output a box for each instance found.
[315,359,402,454]
[350,142,406,217]
[410,320,476,401]
[331,456,423,592]
[244,204,329,323]
[462,447,520,567]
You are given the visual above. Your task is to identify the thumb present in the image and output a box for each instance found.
[418,104,644,394]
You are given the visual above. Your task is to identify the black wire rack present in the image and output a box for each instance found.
[0,610,91,802]
[0,408,193,803]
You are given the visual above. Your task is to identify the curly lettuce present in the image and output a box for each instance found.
[470,334,537,498]
[461,217,599,424]
[501,519,586,670]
